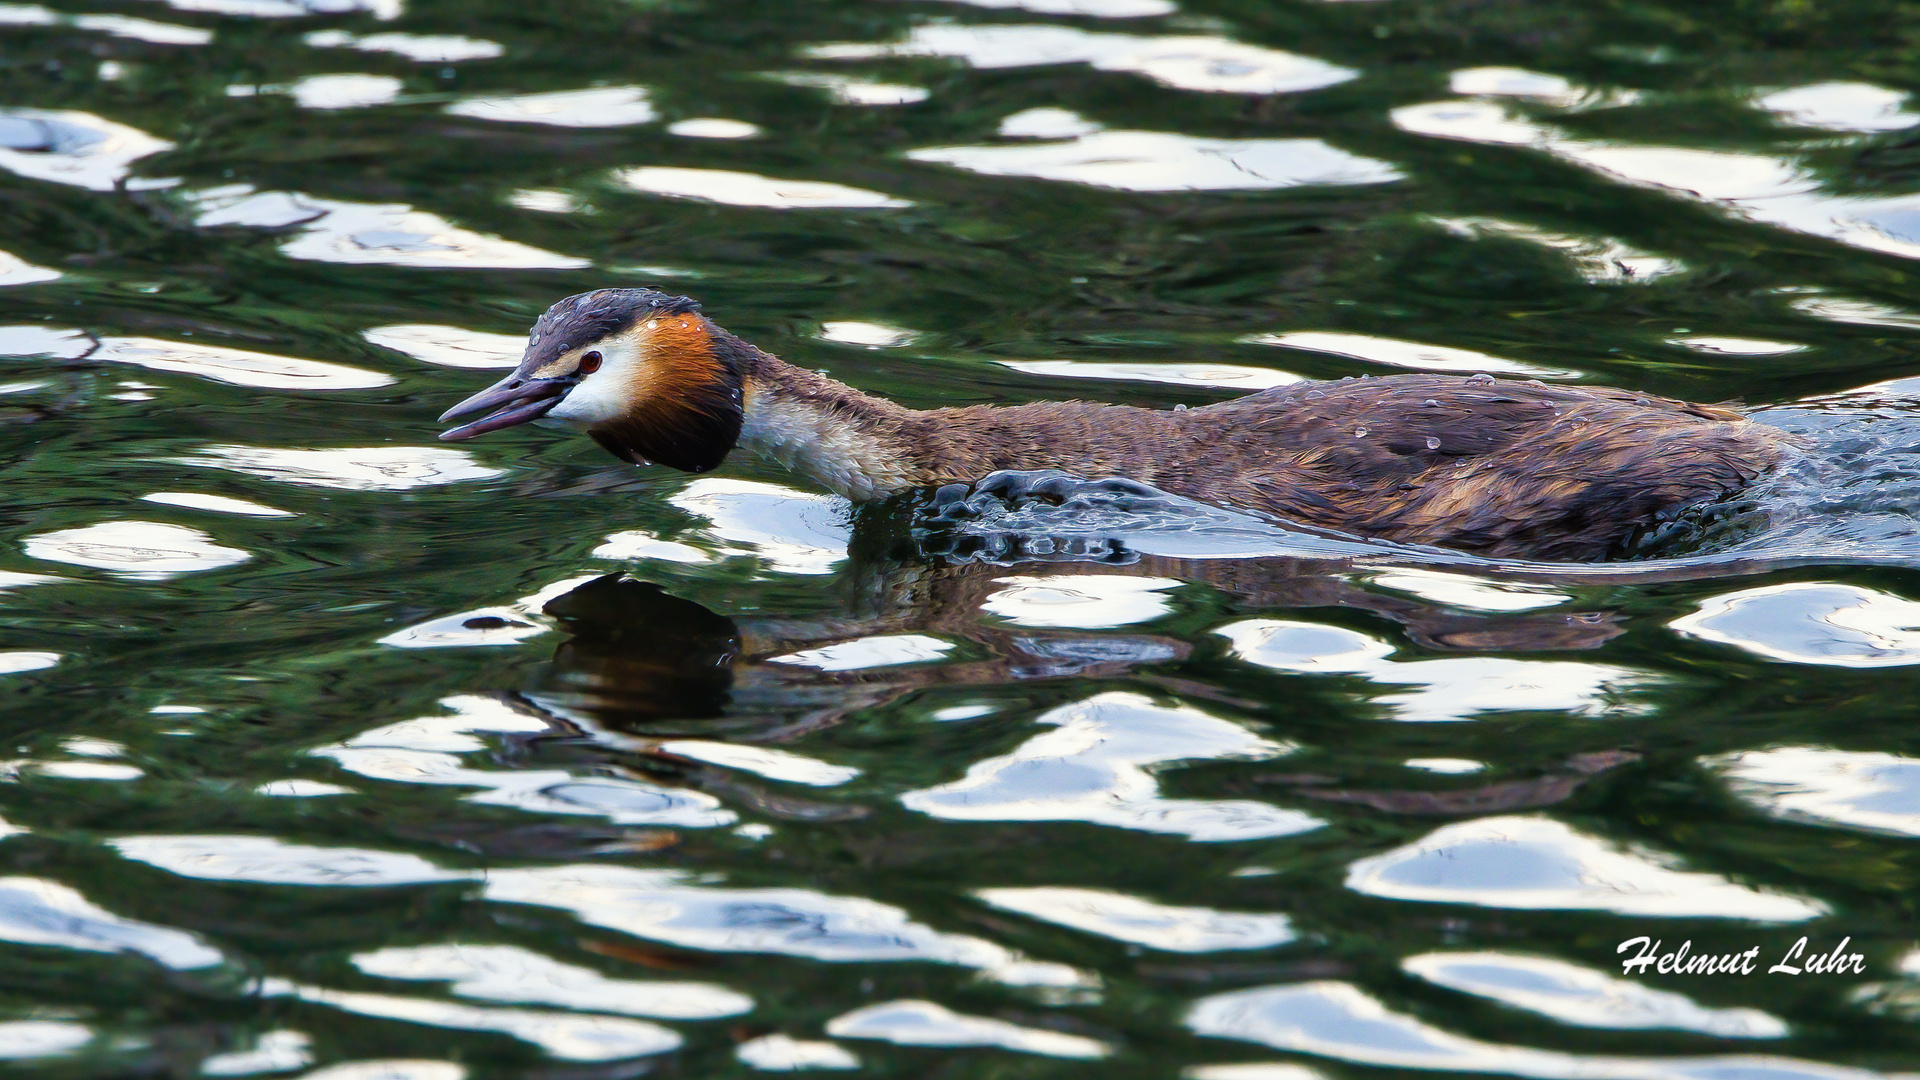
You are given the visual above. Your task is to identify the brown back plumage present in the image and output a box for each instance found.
[861,374,1790,561]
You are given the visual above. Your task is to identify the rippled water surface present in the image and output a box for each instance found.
[7,0,1920,1076]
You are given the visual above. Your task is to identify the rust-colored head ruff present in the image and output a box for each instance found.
[438,288,745,473]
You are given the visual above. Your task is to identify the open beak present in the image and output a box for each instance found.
[438,373,573,441]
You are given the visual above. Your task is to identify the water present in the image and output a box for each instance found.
[5,0,1920,1075]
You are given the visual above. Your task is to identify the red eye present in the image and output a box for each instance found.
[579,351,602,374]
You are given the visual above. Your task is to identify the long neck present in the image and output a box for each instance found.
[733,349,932,501]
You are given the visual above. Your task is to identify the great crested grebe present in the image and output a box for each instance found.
[439,288,1793,562]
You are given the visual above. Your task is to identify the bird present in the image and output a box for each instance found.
[438,288,1793,562]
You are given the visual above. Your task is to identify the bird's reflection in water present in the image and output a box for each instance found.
[515,495,1632,740]
[478,478,1800,830]
[536,576,740,732]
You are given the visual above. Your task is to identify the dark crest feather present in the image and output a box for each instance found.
[523,288,702,371]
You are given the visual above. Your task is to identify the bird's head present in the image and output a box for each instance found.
[438,288,745,473]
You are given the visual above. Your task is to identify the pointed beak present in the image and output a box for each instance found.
[438,372,573,441]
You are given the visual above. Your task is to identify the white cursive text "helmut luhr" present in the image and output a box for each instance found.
[1617,936,1865,976]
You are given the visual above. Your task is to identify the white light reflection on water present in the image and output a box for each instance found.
[376,607,545,645]
[667,118,761,139]
[482,864,1093,988]
[1218,620,1647,722]
[1242,331,1577,378]
[273,198,584,267]
[1345,815,1826,920]
[508,187,588,212]
[133,0,400,17]
[286,74,402,109]
[141,491,295,517]
[669,479,851,574]
[190,185,588,269]
[0,7,209,43]
[317,747,738,827]
[0,876,223,968]
[337,694,548,753]
[29,761,143,780]
[304,30,503,62]
[826,1000,1110,1058]
[998,359,1301,390]
[983,576,1181,628]
[199,1030,314,1076]
[656,740,857,786]
[376,611,545,649]
[1785,294,1920,331]
[298,1063,465,1080]
[1666,336,1805,355]
[907,0,1174,15]
[1188,982,1871,1080]
[592,531,712,563]
[0,652,58,675]
[0,325,92,358]
[263,980,681,1061]
[1671,582,1920,667]
[910,129,1399,191]
[1404,951,1786,1037]
[1708,746,1920,838]
[1393,98,1920,261]
[376,571,584,648]
[23,521,249,579]
[363,324,524,369]
[615,167,913,209]
[736,1034,860,1071]
[901,692,1320,841]
[0,1022,92,1060]
[977,887,1294,952]
[353,944,752,1018]
[1185,1065,1325,1080]
[174,445,505,491]
[771,73,929,106]
[109,835,476,886]
[1448,67,1584,107]
[32,735,106,758]
[1405,758,1484,774]
[1364,568,1571,613]
[809,26,1355,96]
[817,321,916,347]
[1428,216,1682,284]
[92,336,391,390]
[316,696,737,825]
[255,779,355,797]
[1756,82,1918,133]
[0,249,60,286]
[0,108,173,190]
[999,107,1103,138]
[768,634,953,672]
[447,86,655,126]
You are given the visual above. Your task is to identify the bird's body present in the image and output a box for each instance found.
[440,289,1793,563]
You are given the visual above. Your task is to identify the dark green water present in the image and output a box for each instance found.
[7,0,1920,1076]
